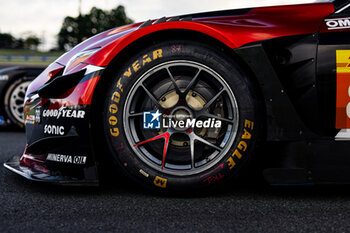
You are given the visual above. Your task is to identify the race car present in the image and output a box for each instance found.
[5,0,350,191]
[0,66,44,128]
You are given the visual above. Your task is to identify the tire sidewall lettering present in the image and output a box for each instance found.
[200,119,255,185]
[107,49,164,138]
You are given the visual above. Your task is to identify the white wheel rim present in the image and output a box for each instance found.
[9,81,31,124]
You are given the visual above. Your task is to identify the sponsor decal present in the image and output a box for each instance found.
[25,115,35,125]
[42,108,85,119]
[325,18,350,30]
[153,176,167,188]
[336,50,350,128]
[35,107,41,123]
[44,124,65,135]
[46,153,87,164]
[0,75,9,81]
[143,110,222,130]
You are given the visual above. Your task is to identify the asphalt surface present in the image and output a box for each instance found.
[1,131,350,233]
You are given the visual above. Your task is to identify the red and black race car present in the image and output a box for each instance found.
[4,0,350,191]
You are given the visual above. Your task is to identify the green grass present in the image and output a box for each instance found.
[0,49,64,56]
[0,61,51,66]
[0,49,64,66]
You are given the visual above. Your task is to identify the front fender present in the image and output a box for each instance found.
[85,21,237,67]
[84,3,334,67]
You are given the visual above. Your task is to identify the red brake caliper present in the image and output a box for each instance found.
[133,132,170,170]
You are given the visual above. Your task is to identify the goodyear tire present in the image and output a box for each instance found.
[4,77,32,128]
[104,40,261,191]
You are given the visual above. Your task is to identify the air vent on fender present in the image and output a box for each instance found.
[32,69,86,99]
[138,16,192,29]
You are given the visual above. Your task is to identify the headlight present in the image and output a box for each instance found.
[64,47,100,73]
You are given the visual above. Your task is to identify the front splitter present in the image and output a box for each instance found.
[4,155,99,186]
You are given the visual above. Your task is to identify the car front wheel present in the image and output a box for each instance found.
[104,40,261,191]
[4,77,32,128]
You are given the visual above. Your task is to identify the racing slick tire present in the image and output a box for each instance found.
[103,40,262,191]
[4,77,32,128]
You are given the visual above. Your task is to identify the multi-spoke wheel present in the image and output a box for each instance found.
[4,78,31,128]
[104,40,261,191]
[125,61,239,176]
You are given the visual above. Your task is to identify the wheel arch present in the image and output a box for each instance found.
[93,28,265,107]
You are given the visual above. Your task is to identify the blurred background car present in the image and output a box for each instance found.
[0,66,44,128]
